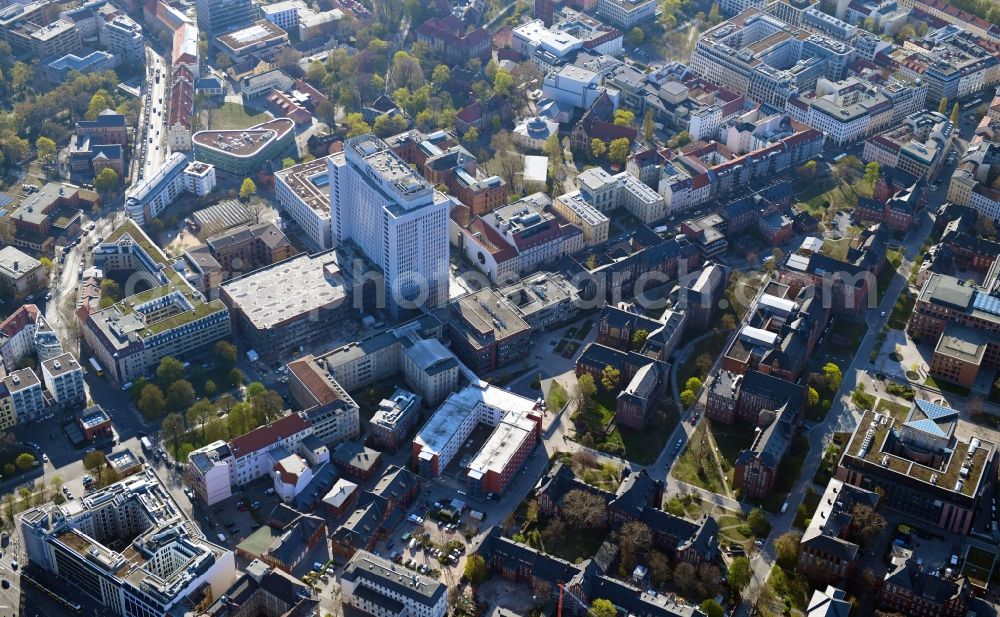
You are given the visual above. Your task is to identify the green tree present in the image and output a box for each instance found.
[590,599,617,617]
[577,373,597,410]
[699,600,724,617]
[161,412,186,459]
[85,89,114,120]
[432,64,451,86]
[138,384,167,420]
[608,137,630,163]
[728,556,752,592]
[0,217,13,246]
[670,131,691,148]
[680,389,696,407]
[591,138,607,158]
[950,102,960,124]
[463,554,488,584]
[214,341,237,368]
[642,108,654,141]
[613,109,635,127]
[822,362,843,391]
[748,508,771,537]
[282,157,296,168]
[807,386,820,408]
[631,328,649,350]
[344,113,371,138]
[685,377,703,392]
[462,126,479,144]
[35,136,56,161]
[492,69,514,98]
[187,399,214,440]
[239,177,257,200]
[15,453,35,470]
[2,464,13,477]
[157,356,186,388]
[94,168,119,194]
[774,531,802,569]
[864,161,880,185]
[625,27,645,47]
[203,379,217,398]
[543,134,563,162]
[167,379,195,411]
[83,451,105,482]
[601,365,621,390]
[938,96,948,114]
[707,1,721,23]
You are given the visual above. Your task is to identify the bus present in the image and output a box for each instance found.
[87,357,104,377]
[832,153,847,163]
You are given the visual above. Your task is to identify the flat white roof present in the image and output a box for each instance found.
[524,155,548,184]
[414,383,538,456]
[740,326,778,347]
[758,294,797,315]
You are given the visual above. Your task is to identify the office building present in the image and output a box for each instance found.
[497,272,582,330]
[342,550,447,617]
[0,247,45,299]
[18,472,236,617]
[9,18,82,59]
[40,352,85,407]
[215,19,288,63]
[100,14,143,62]
[412,383,542,495]
[878,547,970,617]
[369,388,422,451]
[220,249,376,360]
[81,221,231,384]
[195,0,259,34]
[274,156,334,251]
[193,118,296,176]
[863,110,953,181]
[44,51,118,82]
[183,221,292,293]
[837,402,997,535]
[328,135,451,316]
[124,153,217,224]
[440,288,533,373]
[948,138,1000,223]
[907,271,1000,387]
[414,15,491,65]
[596,0,656,28]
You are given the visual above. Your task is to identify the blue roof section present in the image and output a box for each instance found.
[973,291,1000,317]
[45,50,115,72]
[195,77,222,89]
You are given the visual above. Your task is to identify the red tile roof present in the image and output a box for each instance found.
[230,413,311,459]
[287,356,343,407]
[0,304,40,339]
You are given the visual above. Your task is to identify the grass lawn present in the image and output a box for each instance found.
[750,436,811,512]
[876,250,903,304]
[546,380,569,411]
[618,400,680,465]
[671,422,727,495]
[820,238,852,261]
[576,319,594,339]
[875,398,910,422]
[709,420,756,486]
[924,374,971,396]
[851,388,876,411]
[888,289,916,330]
[207,102,269,130]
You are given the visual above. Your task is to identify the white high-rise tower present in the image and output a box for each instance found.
[328,135,451,316]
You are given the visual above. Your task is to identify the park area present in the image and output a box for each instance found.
[197,102,270,131]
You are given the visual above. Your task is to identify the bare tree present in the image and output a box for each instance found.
[561,490,607,528]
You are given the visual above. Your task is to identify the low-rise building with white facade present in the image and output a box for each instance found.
[342,550,447,617]
[41,352,85,407]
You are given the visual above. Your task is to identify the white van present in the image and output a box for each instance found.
[265,488,275,495]
[217,533,226,543]
[780,502,789,514]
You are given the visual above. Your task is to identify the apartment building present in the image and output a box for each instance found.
[863,110,954,181]
[40,353,85,407]
[274,156,334,251]
[19,473,236,617]
[0,304,40,370]
[0,247,45,300]
[124,153,217,224]
[2,368,45,423]
[183,221,293,293]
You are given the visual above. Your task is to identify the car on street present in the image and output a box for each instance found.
[42,454,48,463]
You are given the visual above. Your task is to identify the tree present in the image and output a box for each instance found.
[0,217,13,246]
[492,69,514,98]
[166,379,195,411]
[161,413,186,458]
[631,328,649,350]
[432,64,451,86]
[187,399,213,439]
[35,136,56,161]
[685,377,703,392]
[748,508,771,537]
[975,215,997,240]
[864,161,880,185]
[157,356,186,388]
[648,550,671,586]
[822,362,843,391]
[591,138,607,158]
[344,113,371,138]
[673,561,697,594]
[625,26,645,47]
[601,365,621,390]
[543,134,563,162]
[608,137,630,164]
[576,373,597,411]
[203,379,217,398]
[462,126,479,145]
[239,177,257,201]
[15,453,35,470]
[85,89,114,120]
[680,389,696,407]
[561,489,606,528]
[938,96,948,115]
[707,1,721,23]
[94,168,119,194]
[849,503,886,547]
[950,102,960,124]
[669,131,691,148]
[699,600,723,617]
[463,554,488,584]
[39,256,53,277]
[614,109,635,127]
[728,556,752,592]
[590,599,617,617]
[807,386,820,408]
[214,341,237,369]
[2,464,12,477]
[618,521,652,571]
[138,384,167,420]
[83,451,105,482]
[774,531,802,569]
[642,109,654,141]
